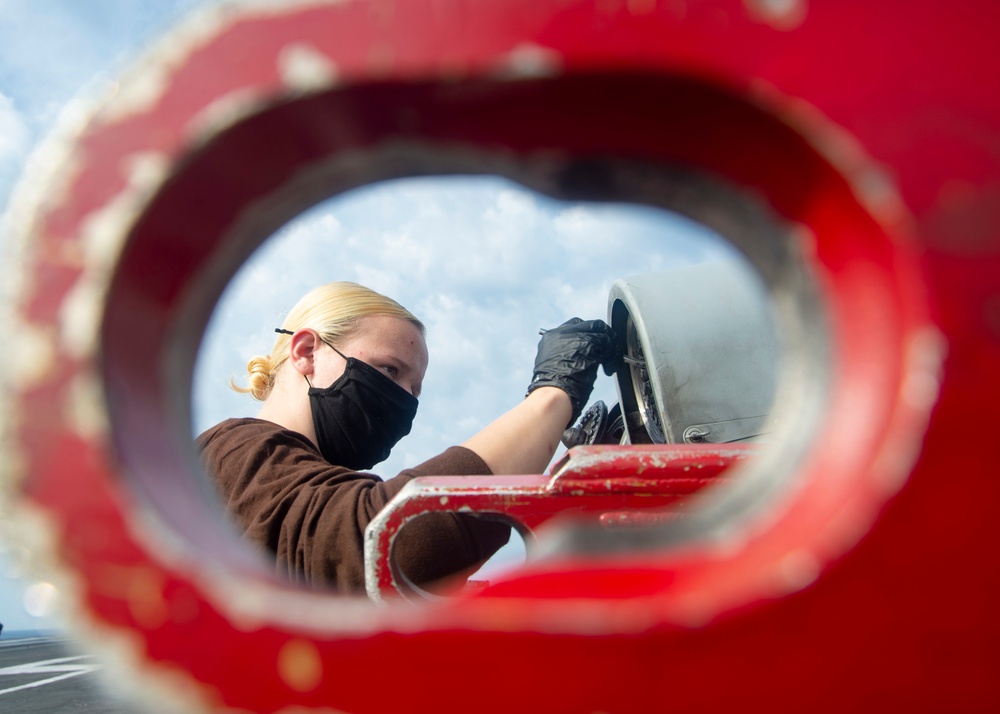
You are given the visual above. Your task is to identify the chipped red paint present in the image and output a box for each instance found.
[365,445,748,600]
[4,1,999,713]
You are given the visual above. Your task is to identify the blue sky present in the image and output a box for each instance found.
[1,0,736,633]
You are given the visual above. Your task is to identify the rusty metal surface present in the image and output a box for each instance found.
[0,1,997,712]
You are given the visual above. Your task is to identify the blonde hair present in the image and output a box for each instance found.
[232,282,424,401]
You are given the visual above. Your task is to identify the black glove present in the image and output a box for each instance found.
[526,318,622,426]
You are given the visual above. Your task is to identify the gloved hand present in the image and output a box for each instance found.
[526,318,622,426]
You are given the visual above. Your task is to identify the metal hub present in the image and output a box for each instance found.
[626,315,665,443]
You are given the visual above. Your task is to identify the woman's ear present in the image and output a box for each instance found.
[288,329,320,376]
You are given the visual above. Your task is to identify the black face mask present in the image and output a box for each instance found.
[306,343,418,470]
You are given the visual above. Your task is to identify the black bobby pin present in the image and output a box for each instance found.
[274,328,294,335]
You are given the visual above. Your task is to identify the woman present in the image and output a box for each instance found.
[197,282,619,593]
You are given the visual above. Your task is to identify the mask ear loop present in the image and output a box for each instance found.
[275,328,351,387]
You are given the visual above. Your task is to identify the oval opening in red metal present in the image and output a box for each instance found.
[189,174,774,599]
[97,68,932,619]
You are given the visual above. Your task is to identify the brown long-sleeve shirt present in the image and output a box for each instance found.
[196,418,510,593]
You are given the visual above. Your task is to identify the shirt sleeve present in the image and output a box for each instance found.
[198,420,511,592]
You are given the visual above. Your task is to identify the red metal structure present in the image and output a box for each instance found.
[366,445,750,601]
[2,1,998,712]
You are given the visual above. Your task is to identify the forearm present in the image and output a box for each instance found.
[461,387,572,475]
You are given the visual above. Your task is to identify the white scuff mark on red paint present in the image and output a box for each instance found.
[279,42,341,92]
[869,326,947,494]
[744,0,807,30]
[492,43,563,80]
[66,373,108,442]
[185,88,269,145]
[7,321,57,389]
[777,548,820,590]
